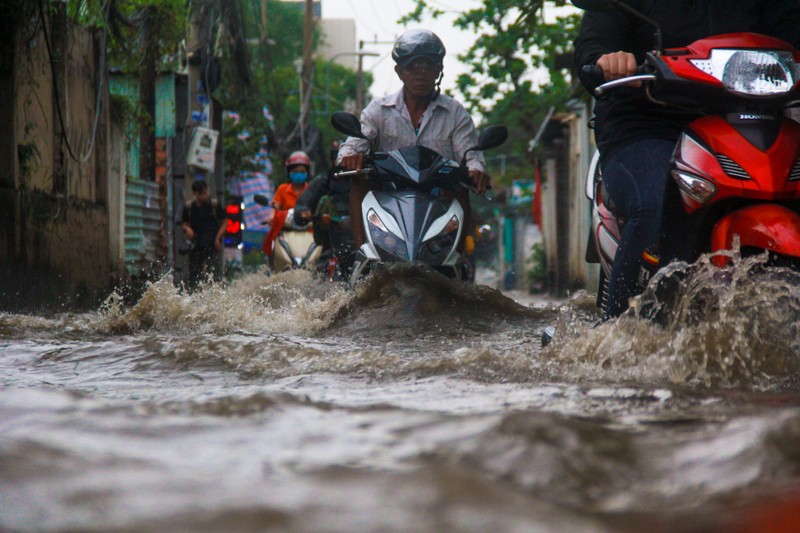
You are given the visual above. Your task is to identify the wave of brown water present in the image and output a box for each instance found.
[2,260,800,532]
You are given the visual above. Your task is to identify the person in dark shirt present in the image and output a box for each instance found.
[294,141,354,262]
[181,180,227,292]
[574,0,800,318]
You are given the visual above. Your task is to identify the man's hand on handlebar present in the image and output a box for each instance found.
[597,51,638,81]
[469,169,491,196]
[339,154,365,172]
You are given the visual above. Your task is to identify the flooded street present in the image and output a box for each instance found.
[3,258,800,533]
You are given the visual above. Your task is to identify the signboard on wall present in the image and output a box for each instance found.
[187,127,218,171]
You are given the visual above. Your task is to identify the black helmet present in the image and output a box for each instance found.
[392,29,446,67]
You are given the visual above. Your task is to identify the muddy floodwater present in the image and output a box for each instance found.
[2,256,800,533]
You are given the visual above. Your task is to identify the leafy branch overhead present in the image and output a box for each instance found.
[58,0,367,180]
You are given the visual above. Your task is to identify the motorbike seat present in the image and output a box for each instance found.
[600,181,619,214]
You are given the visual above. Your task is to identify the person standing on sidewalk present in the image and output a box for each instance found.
[181,180,227,292]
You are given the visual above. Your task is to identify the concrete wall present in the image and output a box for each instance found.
[538,101,599,296]
[0,8,118,311]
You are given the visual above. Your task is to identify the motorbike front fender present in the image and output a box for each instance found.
[711,204,800,266]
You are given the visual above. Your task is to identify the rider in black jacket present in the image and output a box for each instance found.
[574,0,800,318]
[294,141,353,261]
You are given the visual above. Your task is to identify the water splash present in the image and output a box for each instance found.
[97,270,351,336]
[546,252,800,387]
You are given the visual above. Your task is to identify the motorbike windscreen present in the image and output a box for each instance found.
[376,145,461,185]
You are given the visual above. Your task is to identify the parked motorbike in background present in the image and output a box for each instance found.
[577,0,800,312]
[330,111,507,286]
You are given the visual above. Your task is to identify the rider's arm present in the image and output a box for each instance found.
[574,9,637,90]
[294,176,326,222]
[451,105,491,194]
[451,106,484,173]
[337,101,381,170]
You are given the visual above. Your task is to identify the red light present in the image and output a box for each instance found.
[226,204,241,215]
[226,219,238,233]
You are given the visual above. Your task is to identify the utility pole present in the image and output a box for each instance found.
[140,17,157,184]
[356,40,365,114]
[261,0,269,43]
[355,39,394,114]
[300,0,314,152]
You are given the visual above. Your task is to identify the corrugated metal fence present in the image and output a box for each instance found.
[124,180,162,274]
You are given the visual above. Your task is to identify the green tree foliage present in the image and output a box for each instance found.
[65,0,187,72]
[217,0,369,180]
[403,0,580,186]
[65,0,188,180]
[16,0,366,182]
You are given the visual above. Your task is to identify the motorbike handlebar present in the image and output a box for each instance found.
[333,167,374,179]
[581,64,655,96]
[581,64,607,89]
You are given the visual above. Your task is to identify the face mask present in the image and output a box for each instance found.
[290,171,308,185]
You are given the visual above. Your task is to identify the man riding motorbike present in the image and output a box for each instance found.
[337,29,490,255]
[574,0,800,319]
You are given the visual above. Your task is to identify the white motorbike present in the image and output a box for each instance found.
[254,195,322,273]
[330,111,507,285]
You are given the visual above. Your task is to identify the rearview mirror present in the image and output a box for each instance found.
[474,125,508,151]
[331,112,366,139]
[253,194,269,207]
[461,125,508,168]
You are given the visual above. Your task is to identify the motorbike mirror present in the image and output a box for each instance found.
[331,112,366,139]
[476,125,508,151]
[253,194,269,207]
[461,125,508,168]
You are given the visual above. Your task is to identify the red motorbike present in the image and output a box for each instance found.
[578,1,800,311]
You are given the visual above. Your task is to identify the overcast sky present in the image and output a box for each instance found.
[319,0,581,101]
[319,0,486,97]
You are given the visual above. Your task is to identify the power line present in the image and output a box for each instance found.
[367,0,395,36]
[37,0,110,163]
[345,0,376,36]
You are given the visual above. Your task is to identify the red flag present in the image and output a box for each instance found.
[532,161,543,227]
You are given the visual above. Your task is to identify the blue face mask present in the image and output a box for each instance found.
[290,171,308,185]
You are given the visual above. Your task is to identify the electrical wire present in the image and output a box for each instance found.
[36,0,110,163]
[367,0,394,36]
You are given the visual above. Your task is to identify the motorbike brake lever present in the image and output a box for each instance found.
[581,64,655,97]
[595,74,657,96]
[333,167,374,179]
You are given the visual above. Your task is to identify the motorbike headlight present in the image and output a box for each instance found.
[691,49,799,96]
[367,209,407,259]
[424,215,459,255]
[672,170,717,204]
